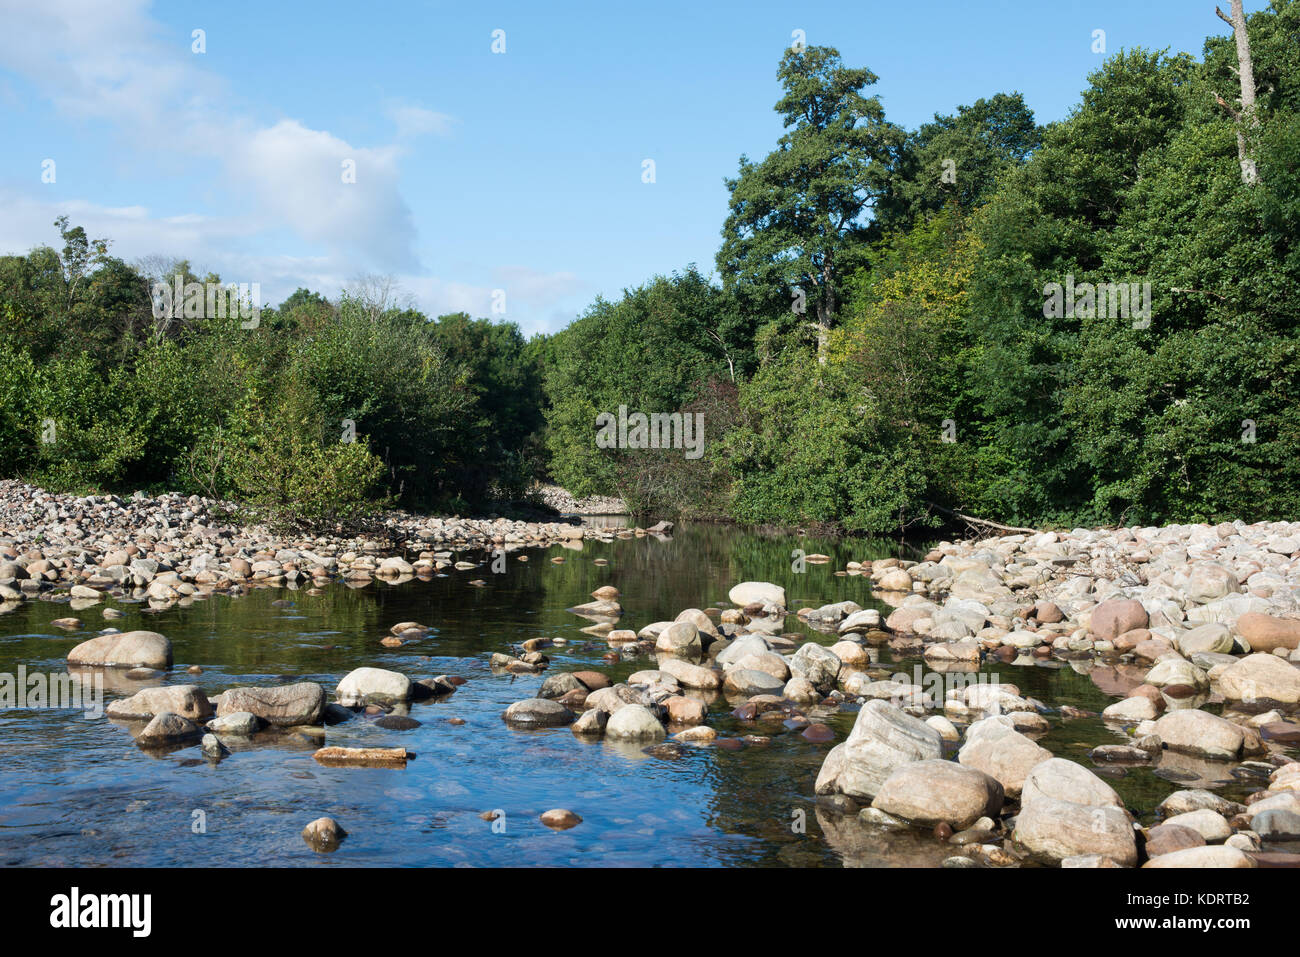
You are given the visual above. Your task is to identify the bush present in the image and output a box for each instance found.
[221,389,389,531]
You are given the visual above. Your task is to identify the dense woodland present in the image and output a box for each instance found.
[2,2,1299,534]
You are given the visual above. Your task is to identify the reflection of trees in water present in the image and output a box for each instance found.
[584,522,919,624]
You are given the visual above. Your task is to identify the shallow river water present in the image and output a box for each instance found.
[0,522,1262,867]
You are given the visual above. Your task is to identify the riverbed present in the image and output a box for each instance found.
[0,522,1258,867]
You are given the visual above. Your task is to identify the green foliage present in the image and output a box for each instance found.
[425,312,546,500]
[285,297,472,507]
[221,386,389,531]
[719,7,1300,534]
[728,210,978,534]
[0,221,544,520]
[8,4,1300,536]
[543,268,734,504]
[875,92,1042,233]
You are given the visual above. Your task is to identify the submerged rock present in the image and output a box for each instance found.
[502,698,574,728]
[207,711,261,736]
[135,711,203,748]
[540,809,582,830]
[302,816,347,851]
[605,704,666,741]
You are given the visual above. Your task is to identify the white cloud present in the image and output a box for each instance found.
[0,0,425,276]
[226,120,419,272]
[490,265,589,305]
[0,190,586,333]
[0,0,590,331]
[0,0,221,135]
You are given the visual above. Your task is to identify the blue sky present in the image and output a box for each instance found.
[0,0,1268,335]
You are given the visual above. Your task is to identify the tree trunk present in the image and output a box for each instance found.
[815,253,836,364]
[813,309,830,364]
[1217,1,1261,185]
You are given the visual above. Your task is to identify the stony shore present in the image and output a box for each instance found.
[0,480,661,608]
[5,479,1299,865]
[534,484,628,516]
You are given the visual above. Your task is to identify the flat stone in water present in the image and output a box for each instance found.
[502,698,574,728]
[540,809,582,830]
[732,703,758,721]
[1093,766,1130,780]
[1230,763,1274,782]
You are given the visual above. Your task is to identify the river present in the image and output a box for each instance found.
[0,521,1251,867]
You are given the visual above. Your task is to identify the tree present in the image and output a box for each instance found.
[718,45,902,360]
[543,268,731,498]
[875,93,1041,233]
[54,215,109,306]
[1215,0,1262,184]
[426,312,547,499]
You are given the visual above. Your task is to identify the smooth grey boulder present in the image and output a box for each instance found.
[217,683,325,727]
[815,700,943,801]
[336,668,412,707]
[107,685,212,722]
[67,631,172,669]
[501,697,574,728]
[871,759,1004,829]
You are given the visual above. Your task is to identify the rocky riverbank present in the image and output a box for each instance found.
[0,480,664,608]
[534,484,628,516]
